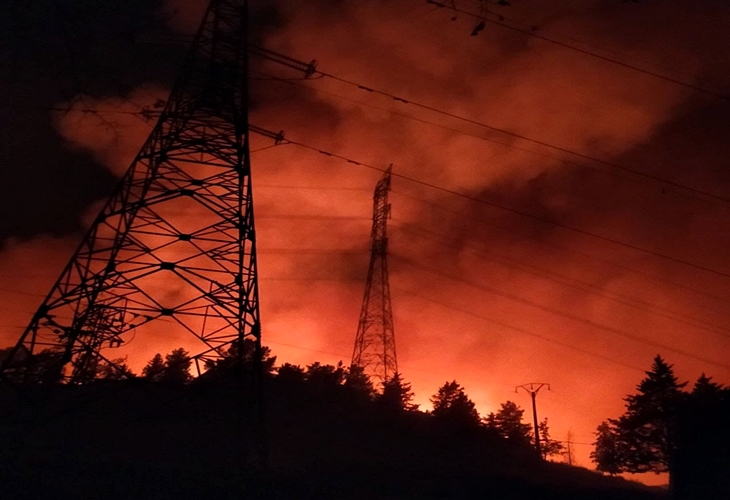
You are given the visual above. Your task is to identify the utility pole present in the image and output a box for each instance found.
[351,166,397,385]
[516,382,550,457]
[565,429,574,466]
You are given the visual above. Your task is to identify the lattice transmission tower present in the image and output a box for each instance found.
[351,167,397,384]
[0,0,305,384]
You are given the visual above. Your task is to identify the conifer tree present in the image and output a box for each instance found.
[97,357,135,380]
[276,363,306,384]
[204,338,276,376]
[591,421,623,475]
[344,364,375,400]
[591,355,687,478]
[378,372,418,413]
[538,417,564,460]
[486,401,533,444]
[430,380,480,428]
[161,348,192,384]
[691,373,723,399]
[142,353,166,382]
[305,361,346,387]
[618,355,686,473]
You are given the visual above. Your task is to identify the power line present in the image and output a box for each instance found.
[0,287,47,298]
[311,67,730,207]
[12,69,730,211]
[254,70,719,208]
[259,277,360,282]
[392,284,644,373]
[392,255,730,371]
[437,0,707,85]
[389,221,730,341]
[390,188,730,307]
[258,249,364,255]
[11,10,730,210]
[424,0,730,101]
[0,102,148,116]
[256,214,370,221]
[255,184,371,192]
[277,136,730,280]
[5,227,725,365]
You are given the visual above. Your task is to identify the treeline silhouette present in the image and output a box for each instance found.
[0,342,667,500]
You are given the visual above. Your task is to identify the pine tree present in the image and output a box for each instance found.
[343,365,375,400]
[430,380,480,428]
[691,373,723,399]
[276,363,305,384]
[305,361,346,387]
[161,348,192,384]
[97,357,135,380]
[377,372,418,414]
[618,355,686,473]
[591,355,687,478]
[488,400,532,444]
[483,412,498,430]
[673,374,730,497]
[203,339,277,377]
[591,421,623,475]
[142,353,166,382]
[537,417,564,460]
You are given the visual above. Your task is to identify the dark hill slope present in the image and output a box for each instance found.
[0,379,665,500]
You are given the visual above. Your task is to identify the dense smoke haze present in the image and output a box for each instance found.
[2,0,730,483]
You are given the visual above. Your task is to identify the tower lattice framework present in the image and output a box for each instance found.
[352,167,397,384]
[1,0,275,384]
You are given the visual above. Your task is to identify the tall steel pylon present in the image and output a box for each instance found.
[0,0,281,384]
[351,167,397,385]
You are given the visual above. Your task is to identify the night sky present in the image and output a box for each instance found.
[2,0,730,483]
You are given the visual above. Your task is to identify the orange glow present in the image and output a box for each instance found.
[3,0,730,487]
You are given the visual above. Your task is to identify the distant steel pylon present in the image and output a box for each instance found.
[352,167,397,384]
[0,0,292,385]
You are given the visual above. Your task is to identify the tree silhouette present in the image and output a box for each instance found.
[618,355,686,473]
[343,364,375,400]
[142,353,166,382]
[485,400,532,444]
[204,338,276,377]
[538,417,564,460]
[97,357,135,380]
[591,356,687,480]
[377,372,418,414]
[591,421,624,475]
[160,348,192,384]
[673,374,730,498]
[276,363,305,385]
[71,351,105,383]
[0,347,64,383]
[691,373,723,399]
[305,361,346,388]
[430,380,480,428]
